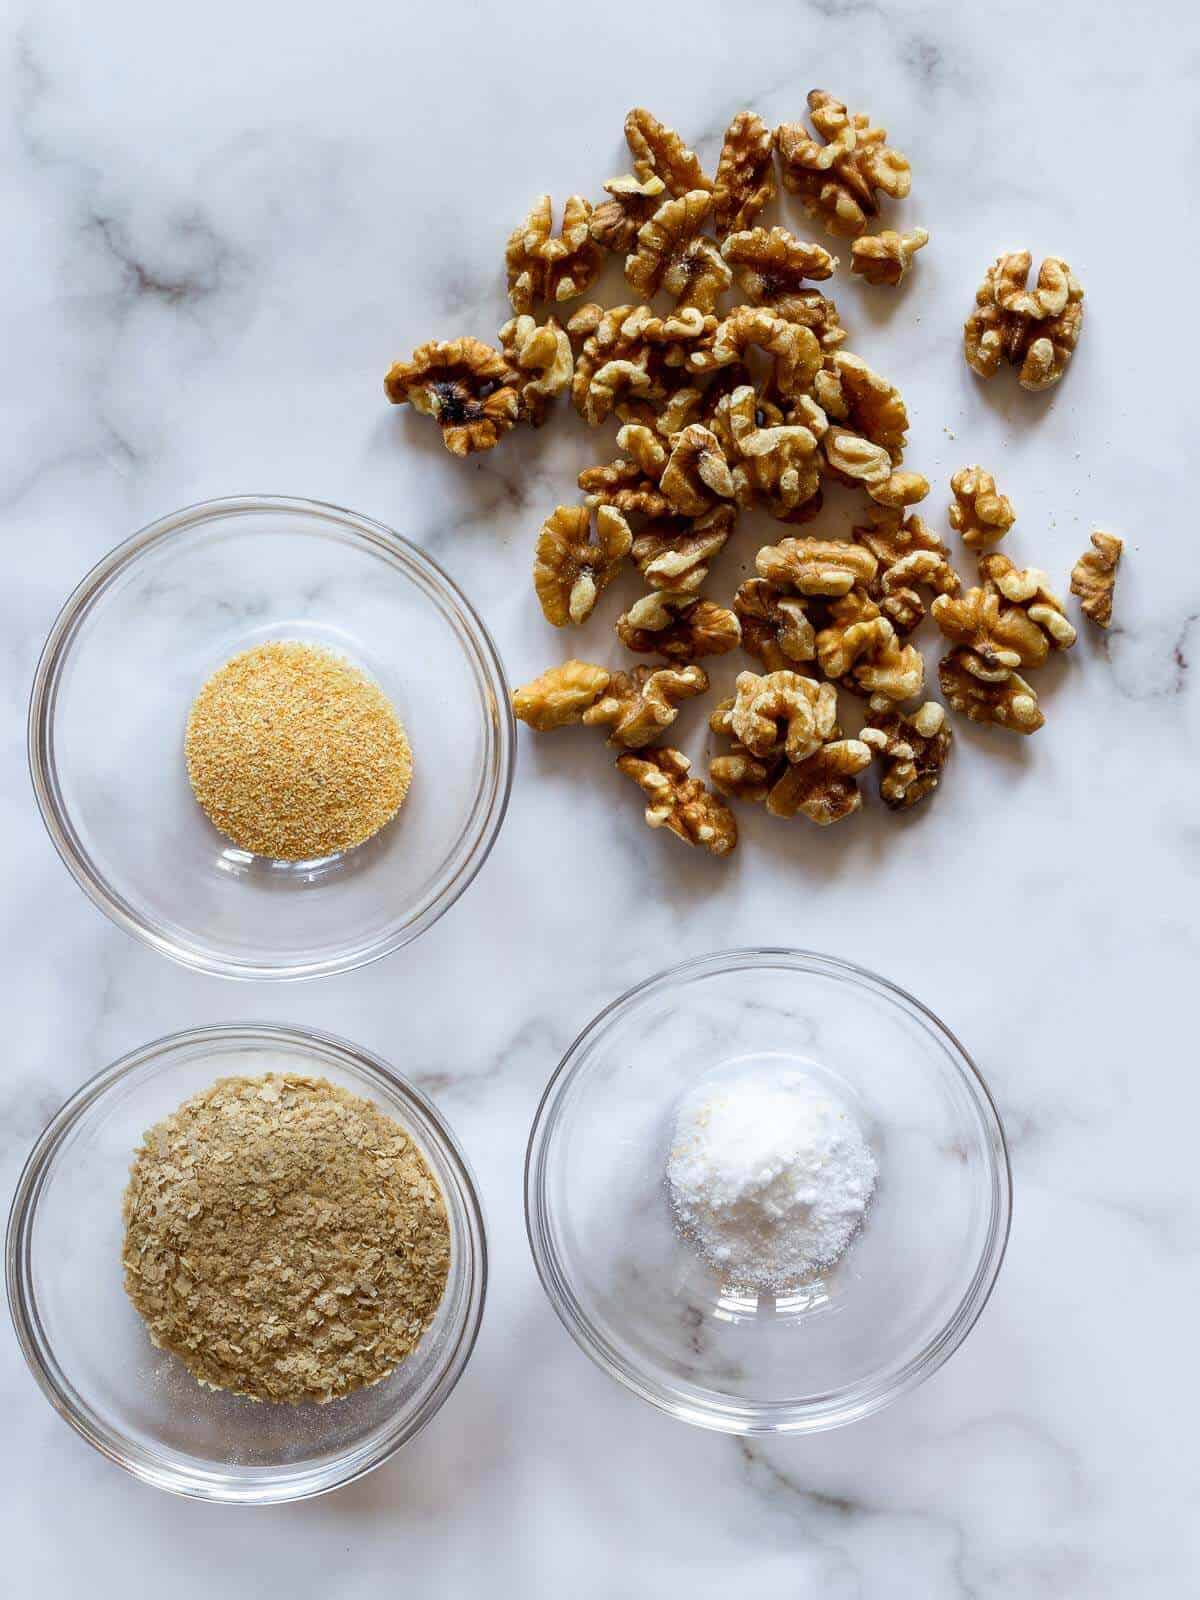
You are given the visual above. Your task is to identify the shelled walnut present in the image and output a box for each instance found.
[624,108,712,197]
[505,195,602,313]
[578,424,672,517]
[979,553,1077,651]
[616,593,742,661]
[733,579,817,669]
[776,90,911,238]
[713,111,777,237]
[512,660,612,731]
[617,746,736,856]
[964,251,1084,391]
[688,306,823,399]
[939,650,1044,734]
[862,702,951,809]
[582,664,709,748]
[534,504,632,626]
[931,585,1049,679]
[728,669,838,763]
[632,506,736,595]
[850,227,928,285]
[854,504,959,634]
[948,466,1015,548]
[498,315,573,425]
[822,428,929,508]
[660,424,737,516]
[813,352,909,459]
[589,173,667,254]
[709,696,870,824]
[625,191,725,304]
[709,385,824,519]
[815,591,925,704]
[757,536,878,597]
[1070,532,1123,628]
[384,337,521,457]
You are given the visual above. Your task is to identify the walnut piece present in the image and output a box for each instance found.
[776,90,911,238]
[939,649,1045,734]
[711,384,825,519]
[505,195,602,313]
[569,303,668,426]
[384,337,520,457]
[931,585,1049,679]
[979,553,1077,651]
[964,251,1084,391]
[948,465,1015,548]
[813,352,909,459]
[512,660,612,731]
[626,190,721,302]
[733,579,817,669]
[850,227,928,286]
[713,111,776,237]
[632,505,735,594]
[766,739,872,824]
[729,669,838,762]
[660,424,737,516]
[822,427,929,508]
[580,663,708,748]
[862,702,951,809]
[590,173,667,254]
[1070,531,1123,628]
[757,535,878,597]
[617,746,737,857]
[815,590,925,704]
[498,315,573,425]
[624,108,712,198]
[616,593,741,661]
[534,504,632,626]
[854,505,960,634]
[689,306,823,399]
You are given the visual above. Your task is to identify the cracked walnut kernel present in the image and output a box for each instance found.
[854,505,960,634]
[964,251,1084,391]
[534,504,632,627]
[756,536,878,597]
[624,108,712,198]
[689,305,823,399]
[721,225,838,313]
[862,702,951,810]
[813,351,909,459]
[660,424,737,516]
[632,505,736,595]
[822,427,929,508]
[931,585,1048,679]
[512,660,612,731]
[776,90,911,238]
[1070,532,1123,628]
[713,111,777,237]
[498,315,573,425]
[728,669,838,763]
[582,663,709,748]
[589,173,667,254]
[710,385,825,519]
[505,195,601,313]
[617,746,737,856]
[733,579,817,669]
[384,337,520,457]
[939,649,1044,734]
[767,738,872,824]
[616,593,741,661]
[815,591,925,705]
[979,553,1077,651]
[625,190,719,301]
[850,227,928,286]
[949,465,1015,548]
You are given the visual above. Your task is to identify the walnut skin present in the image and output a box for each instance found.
[729,669,838,763]
[512,660,611,731]
[498,315,573,425]
[589,173,666,254]
[862,702,951,809]
[534,504,632,627]
[616,593,741,661]
[713,111,776,237]
[979,553,1077,651]
[617,746,737,857]
[632,505,736,595]
[964,252,1084,391]
[931,586,1049,679]
[939,650,1045,734]
[505,195,602,313]
[850,227,928,286]
[384,337,521,457]
[1070,532,1123,628]
[776,90,911,238]
[624,108,712,198]
[949,465,1015,549]
[582,664,709,748]
[756,536,878,597]
[733,579,817,669]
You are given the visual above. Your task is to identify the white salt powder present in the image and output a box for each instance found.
[666,1058,877,1290]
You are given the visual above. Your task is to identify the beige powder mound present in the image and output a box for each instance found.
[184,640,412,860]
[121,1074,450,1405]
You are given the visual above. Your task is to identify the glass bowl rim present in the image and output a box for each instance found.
[524,945,1012,1435]
[27,493,516,981]
[6,1021,489,1504]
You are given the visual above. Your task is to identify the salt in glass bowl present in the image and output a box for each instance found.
[6,1024,487,1503]
[28,495,514,979]
[525,948,1011,1434]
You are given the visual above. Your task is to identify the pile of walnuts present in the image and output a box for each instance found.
[385,96,1116,860]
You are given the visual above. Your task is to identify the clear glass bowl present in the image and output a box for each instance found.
[526,948,1011,1434]
[28,495,514,979]
[6,1024,487,1503]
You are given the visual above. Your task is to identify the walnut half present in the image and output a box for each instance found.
[384,337,520,457]
[617,746,737,856]
[534,504,632,626]
[862,702,951,809]
[512,660,611,731]
[1070,532,1123,628]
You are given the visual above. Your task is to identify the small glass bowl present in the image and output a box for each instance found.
[526,948,1010,1435]
[28,495,514,979]
[6,1024,487,1503]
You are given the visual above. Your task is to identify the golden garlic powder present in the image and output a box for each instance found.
[121,1074,450,1405]
[184,641,412,860]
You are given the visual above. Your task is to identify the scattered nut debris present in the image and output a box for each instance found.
[1070,532,1123,627]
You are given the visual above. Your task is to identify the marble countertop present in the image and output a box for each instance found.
[3,0,1196,1593]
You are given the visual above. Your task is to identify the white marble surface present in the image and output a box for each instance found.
[2,0,1197,1592]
